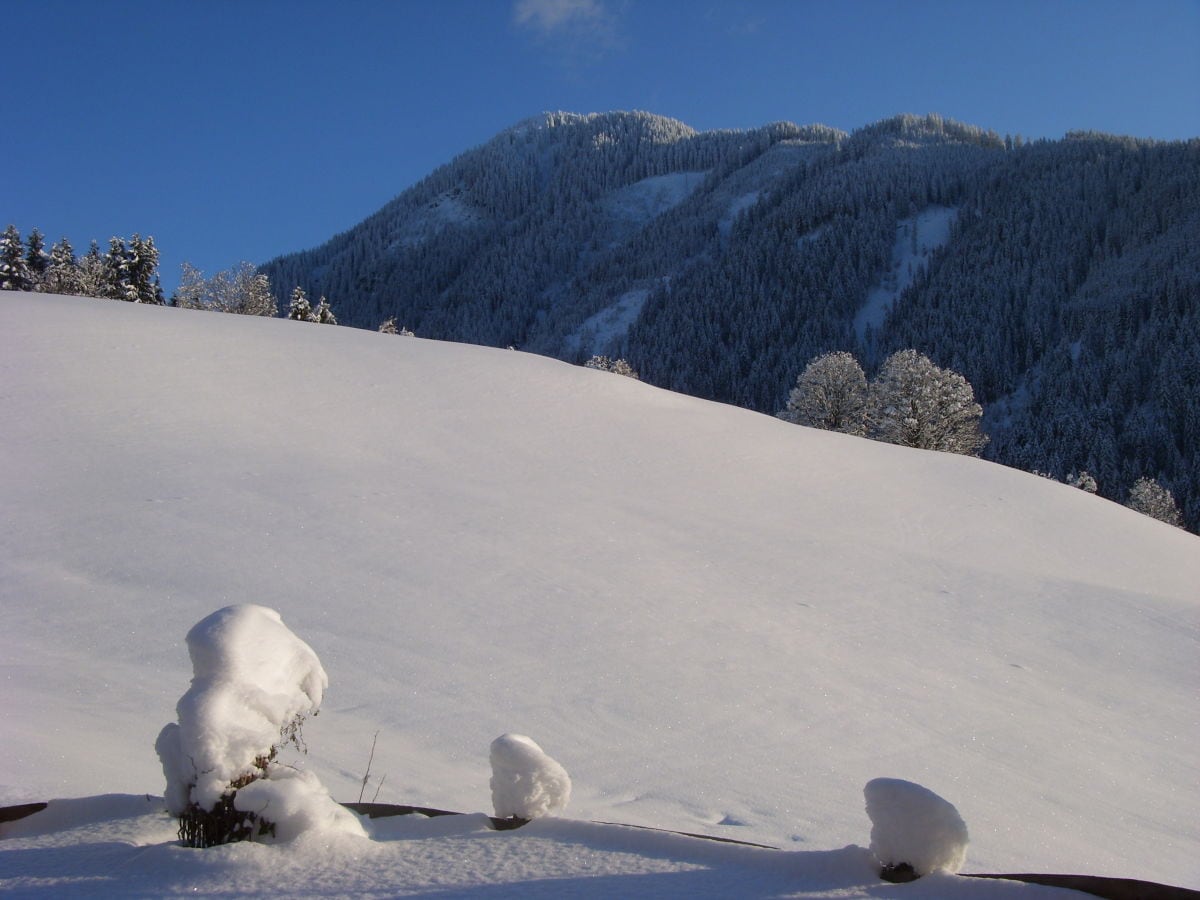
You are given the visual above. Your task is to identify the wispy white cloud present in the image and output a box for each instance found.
[513,0,607,36]
[513,0,622,64]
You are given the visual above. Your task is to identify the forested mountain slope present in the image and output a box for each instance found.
[260,112,1200,530]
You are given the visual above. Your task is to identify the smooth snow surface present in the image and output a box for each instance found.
[854,205,959,344]
[2,292,1198,894]
[865,777,969,874]
[489,733,572,819]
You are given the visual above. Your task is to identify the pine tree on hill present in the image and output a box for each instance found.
[288,286,312,321]
[25,228,48,285]
[1,224,31,291]
[44,237,81,295]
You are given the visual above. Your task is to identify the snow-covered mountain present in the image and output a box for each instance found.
[1,291,1197,895]
[260,111,1200,532]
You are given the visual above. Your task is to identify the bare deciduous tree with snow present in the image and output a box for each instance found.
[175,262,276,316]
[778,351,868,435]
[1126,477,1183,527]
[868,349,987,455]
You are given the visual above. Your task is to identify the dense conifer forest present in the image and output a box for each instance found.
[141,112,1200,531]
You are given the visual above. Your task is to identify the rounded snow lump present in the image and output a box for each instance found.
[489,733,571,819]
[864,777,969,875]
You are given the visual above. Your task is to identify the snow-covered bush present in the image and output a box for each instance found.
[489,733,571,820]
[1066,470,1098,493]
[378,317,415,335]
[863,777,968,878]
[155,604,365,847]
[585,355,639,379]
[1126,476,1184,527]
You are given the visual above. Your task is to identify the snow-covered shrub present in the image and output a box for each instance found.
[155,604,365,847]
[379,317,415,335]
[1126,476,1183,527]
[1067,470,1098,493]
[584,355,639,379]
[863,777,968,878]
[489,733,571,820]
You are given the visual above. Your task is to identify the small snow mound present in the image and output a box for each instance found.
[489,733,571,819]
[864,777,968,875]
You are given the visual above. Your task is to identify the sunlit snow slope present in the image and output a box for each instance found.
[2,292,1197,887]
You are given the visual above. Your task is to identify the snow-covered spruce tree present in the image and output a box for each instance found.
[1126,477,1184,527]
[0,224,31,291]
[868,349,987,455]
[126,235,163,304]
[25,227,48,287]
[778,351,868,435]
[101,237,134,301]
[76,241,106,298]
[287,286,312,321]
[311,296,337,324]
[43,237,81,295]
[156,605,365,847]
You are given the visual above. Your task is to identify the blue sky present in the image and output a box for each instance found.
[7,0,1199,295]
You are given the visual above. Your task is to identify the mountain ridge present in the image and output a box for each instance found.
[259,111,1200,530]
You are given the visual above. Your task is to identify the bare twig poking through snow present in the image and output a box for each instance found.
[155,605,365,847]
[358,731,379,804]
[489,734,571,820]
[864,777,969,879]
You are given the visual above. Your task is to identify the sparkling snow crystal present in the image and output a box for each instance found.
[863,777,969,875]
[489,733,571,819]
[155,604,364,842]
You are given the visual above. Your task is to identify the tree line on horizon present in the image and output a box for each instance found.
[0,224,339,325]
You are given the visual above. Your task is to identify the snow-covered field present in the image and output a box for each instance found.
[2,291,1197,895]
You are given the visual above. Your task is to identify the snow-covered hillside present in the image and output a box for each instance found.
[1,292,1197,895]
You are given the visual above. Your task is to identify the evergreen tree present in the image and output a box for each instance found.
[869,349,987,455]
[77,241,106,297]
[25,227,48,286]
[779,351,868,435]
[0,224,31,291]
[127,234,162,304]
[287,286,312,320]
[44,237,81,295]
[311,296,337,324]
[102,237,134,300]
